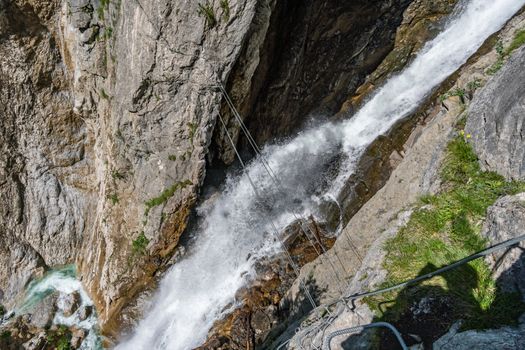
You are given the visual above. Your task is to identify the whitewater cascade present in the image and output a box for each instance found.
[116,0,525,349]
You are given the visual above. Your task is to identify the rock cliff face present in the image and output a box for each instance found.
[0,0,430,339]
[0,0,264,337]
[466,46,525,181]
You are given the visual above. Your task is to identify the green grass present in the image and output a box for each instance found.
[97,0,110,20]
[108,193,119,205]
[220,0,230,21]
[505,29,525,56]
[440,87,466,103]
[487,41,505,75]
[366,135,525,331]
[132,231,149,255]
[144,179,192,216]
[198,2,217,28]
[100,88,110,100]
[188,122,198,145]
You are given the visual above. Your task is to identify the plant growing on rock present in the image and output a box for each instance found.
[144,179,193,216]
[506,29,525,55]
[220,0,230,21]
[132,232,149,255]
[198,2,217,28]
[108,193,119,205]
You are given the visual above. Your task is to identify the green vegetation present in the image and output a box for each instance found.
[108,193,119,205]
[144,179,193,216]
[0,331,10,339]
[466,79,482,92]
[46,325,71,350]
[104,26,113,39]
[132,231,149,255]
[100,88,110,100]
[220,0,230,21]
[505,29,525,56]
[188,122,198,145]
[168,154,177,161]
[366,133,525,331]
[485,28,525,75]
[111,170,125,180]
[487,41,505,75]
[0,305,5,317]
[198,2,217,28]
[97,0,110,20]
[440,87,466,103]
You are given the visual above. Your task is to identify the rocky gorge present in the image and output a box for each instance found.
[1,0,525,349]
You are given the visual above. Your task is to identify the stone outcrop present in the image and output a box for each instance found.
[214,0,415,164]
[433,317,525,350]
[466,46,525,181]
[0,0,266,337]
[481,193,525,297]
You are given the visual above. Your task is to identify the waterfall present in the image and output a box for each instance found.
[116,0,525,349]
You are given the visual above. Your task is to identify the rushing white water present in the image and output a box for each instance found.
[17,266,103,350]
[117,1,525,349]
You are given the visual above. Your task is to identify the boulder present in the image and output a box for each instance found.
[57,292,81,317]
[27,293,58,329]
[22,332,46,350]
[433,318,525,349]
[466,46,525,181]
[77,305,93,321]
[480,193,525,297]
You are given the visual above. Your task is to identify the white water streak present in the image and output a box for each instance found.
[117,1,524,349]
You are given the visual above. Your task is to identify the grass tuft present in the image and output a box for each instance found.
[220,0,230,21]
[505,29,525,56]
[198,2,217,28]
[132,231,149,255]
[144,179,193,216]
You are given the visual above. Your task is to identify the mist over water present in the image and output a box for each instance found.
[116,1,525,349]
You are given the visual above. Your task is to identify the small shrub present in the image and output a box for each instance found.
[466,79,482,92]
[168,154,177,161]
[0,305,5,317]
[198,2,217,28]
[440,87,466,103]
[0,331,10,339]
[132,232,149,255]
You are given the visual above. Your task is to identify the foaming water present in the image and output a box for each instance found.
[17,266,102,350]
[117,1,524,349]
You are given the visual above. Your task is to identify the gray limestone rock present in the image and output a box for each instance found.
[27,293,58,329]
[481,193,525,297]
[466,46,525,181]
[433,319,525,350]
